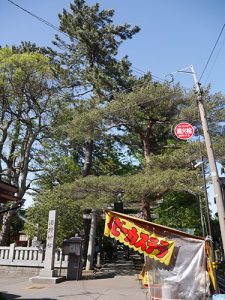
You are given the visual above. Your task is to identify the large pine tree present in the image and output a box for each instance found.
[51,0,140,177]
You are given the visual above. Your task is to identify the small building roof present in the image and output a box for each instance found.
[0,180,21,202]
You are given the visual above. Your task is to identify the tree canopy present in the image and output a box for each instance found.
[0,47,60,244]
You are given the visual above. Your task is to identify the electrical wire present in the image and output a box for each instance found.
[6,0,164,82]
[203,33,225,86]
[7,0,71,39]
[130,65,164,82]
[199,23,225,83]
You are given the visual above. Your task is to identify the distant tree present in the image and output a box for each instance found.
[9,209,26,244]
[11,41,48,55]
[211,216,222,249]
[154,191,202,236]
[24,189,82,246]
[34,138,81,190]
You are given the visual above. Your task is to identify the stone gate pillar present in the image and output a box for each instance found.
[85,211,97,270]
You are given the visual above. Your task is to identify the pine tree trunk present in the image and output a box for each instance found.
[141,193,151,221]
[82,140,94,177]
[141,134,152,220]
[0,210,14,246]
[143,137,152,164]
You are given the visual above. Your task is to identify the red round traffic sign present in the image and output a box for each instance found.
[174,122,194,140]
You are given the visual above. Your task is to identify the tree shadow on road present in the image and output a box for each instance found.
[0,292,56,300]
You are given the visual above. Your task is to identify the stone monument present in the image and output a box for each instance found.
[29,210,65,284]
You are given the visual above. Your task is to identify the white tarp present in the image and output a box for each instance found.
[144,234,209,300]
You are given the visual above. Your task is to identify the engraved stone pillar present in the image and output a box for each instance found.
[39,210,57,277]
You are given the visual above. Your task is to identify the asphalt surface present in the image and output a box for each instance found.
[0,254,147,300]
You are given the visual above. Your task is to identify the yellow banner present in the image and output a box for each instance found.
[104,211,175,266]
[206,242,216,290]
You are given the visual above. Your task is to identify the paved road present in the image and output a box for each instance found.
[0,255,147,300]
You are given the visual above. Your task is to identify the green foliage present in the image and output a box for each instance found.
[36,0,142,184]
[91,137,139,176]
[54,0,140,96]
[100,81,187,163]
[0,47,59,195]
[29,161,200,213]
[0,47,52,87]
[24,190,83,246]
[0,209,25,245]
[35,151,81,190]
[28,75,203,230]
[107,82,183,124]
[9,210,26,244]
[211,216,221,246]
[154,191,202,235]
[146,141,204,170]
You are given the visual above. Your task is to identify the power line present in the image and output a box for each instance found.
[7,0,70,39]
[199,23,225,82]
[6,0,164,82]
[203,33,225,85]
[129,65,164,82]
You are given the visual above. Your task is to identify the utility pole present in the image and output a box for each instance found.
[190,65,225,260]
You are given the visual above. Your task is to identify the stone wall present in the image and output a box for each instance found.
[0,265,68,277]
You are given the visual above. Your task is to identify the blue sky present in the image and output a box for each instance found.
[1,0,225,215]
[2,0,225,92]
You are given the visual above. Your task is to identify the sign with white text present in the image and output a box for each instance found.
[174,122,194,140]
